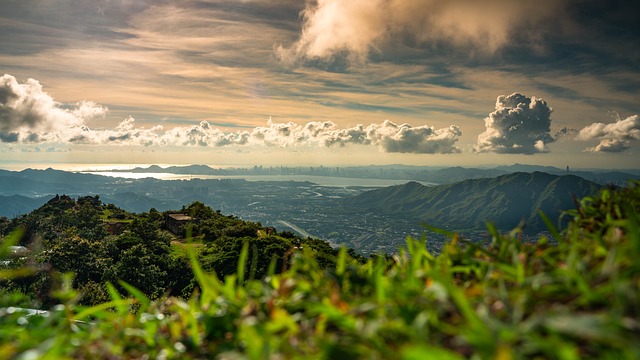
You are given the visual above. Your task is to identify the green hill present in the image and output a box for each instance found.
[0,196,344,304]
[349,172,602,231]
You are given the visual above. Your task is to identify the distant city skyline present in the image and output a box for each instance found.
[1,0,639,169]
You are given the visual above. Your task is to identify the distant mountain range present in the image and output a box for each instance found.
[95,163,639,186]
[0,195,49,218]
[347,172,602,232]
[113,164,219,175]
[413,164,638,185]
[0,168,115,197]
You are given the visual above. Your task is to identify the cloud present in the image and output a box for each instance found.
[585,139,629,153]
[0,74,107,139]
[58,117,460,154]
[475,93,554,154]
[278,0,567,63]
[554,127,578,139]
[577,115,640,141]
[0,132,19,143]
[577,114,640,152]
[324,120,461,153]
[8,108,462,153]
[1,73,461,153]
[246,119,463,154]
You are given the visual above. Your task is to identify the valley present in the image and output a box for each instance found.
[1,165,637,254]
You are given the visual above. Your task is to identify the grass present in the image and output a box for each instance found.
[170,241,204,258]
[1,183,639,359]
[100,209,133,223]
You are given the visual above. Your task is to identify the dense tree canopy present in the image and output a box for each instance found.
[0,196,343,305]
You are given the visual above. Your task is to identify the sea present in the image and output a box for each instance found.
[82,172,430,187]
[1,163,435,187]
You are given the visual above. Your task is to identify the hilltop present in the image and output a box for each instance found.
[0,195,344,305]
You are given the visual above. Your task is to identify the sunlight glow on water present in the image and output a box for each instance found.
[0,163,233,172]
[0,163,435,187]
[83,172,433,187]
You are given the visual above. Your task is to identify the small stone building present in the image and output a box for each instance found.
[164,213,195,235]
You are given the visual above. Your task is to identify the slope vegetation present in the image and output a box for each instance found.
[349,172,602,231]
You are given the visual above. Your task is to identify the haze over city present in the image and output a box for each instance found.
[1,0,638,169]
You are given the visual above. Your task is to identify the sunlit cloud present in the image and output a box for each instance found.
[578,115,640,153]
[278,0,568,64]
[0,74,461,154]
[324,120,461,154]
[20,116,462,155]
[585,139,629,153]
[0,74,107,139]
[475,93,554,154]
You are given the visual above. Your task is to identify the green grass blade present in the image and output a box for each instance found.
[267,254,278,276]
[374,257,386,304]
[0,228,24,259]
[539,210,562,241]
[623,204,640,254]
[336,246,347,276]
[187,246,222,299]
[237,240,249,284]
[118,280,150,310]
[106,282,128,314]
[421,223,456,238]
[73,299,133,321]
[249,243,258,281]
[401,345,465,360]
[0,268,36,279]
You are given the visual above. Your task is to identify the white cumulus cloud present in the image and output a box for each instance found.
[36,117,461,154]
[79,118,461,154]
[0,74,107,142]
[578,115,640,152]
[1,74,461,154]
[324,120,461,154]
[475,93,554,154]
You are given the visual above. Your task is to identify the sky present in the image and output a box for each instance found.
[0,0,639,169]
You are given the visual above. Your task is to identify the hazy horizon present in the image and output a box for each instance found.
[1,1,638,168]
[2,162,639,174]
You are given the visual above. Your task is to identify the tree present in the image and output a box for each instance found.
[183,201,215,219]
[103,230,172,299]
[42,236,109,286]
[0,216,10,237]
[106,244,168,299]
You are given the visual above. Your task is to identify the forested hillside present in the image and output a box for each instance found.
[349,172,602,231]
[0,195,344,306]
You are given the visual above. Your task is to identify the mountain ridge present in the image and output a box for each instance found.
[347,171,602,232]
[84,163,638,185]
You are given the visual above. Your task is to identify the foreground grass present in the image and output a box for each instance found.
[1,183,639,359]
